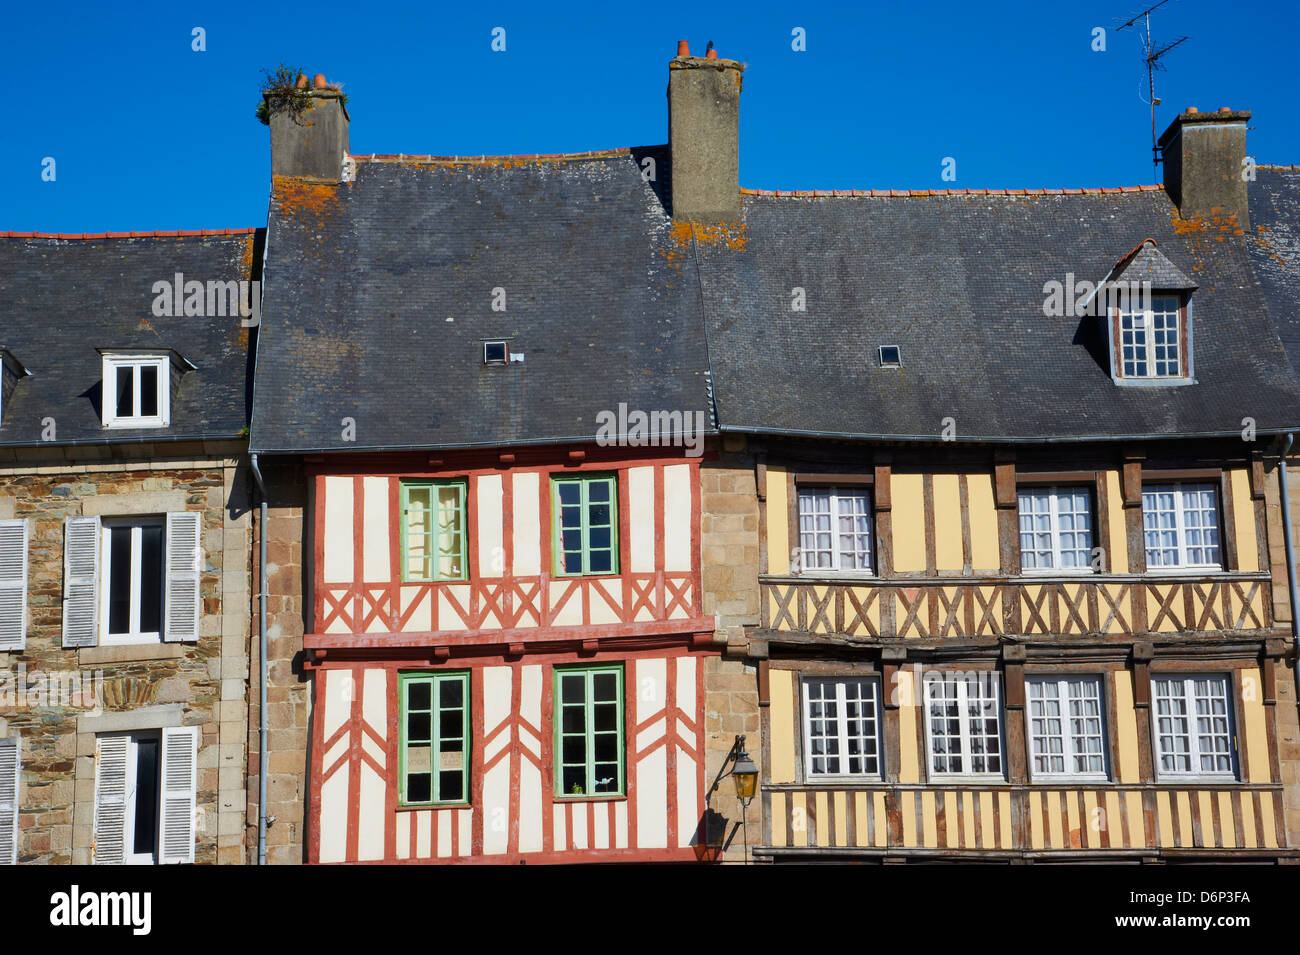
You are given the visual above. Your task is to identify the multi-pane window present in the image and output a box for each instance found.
[100,518,164,645]
[802,678,882,777]
[1152,675,1235,778]
[1027,677,1107,778]
[1143,483,1221,569]
[925,672,1003,777]
[102,354,169,428]
[1119,294,1183,378]
[1018,487,1094,572]
[399,672,470,805]
[553,475,617,576]
[401,481,467,581]
[797,487,872,573]
[554,665,623,797]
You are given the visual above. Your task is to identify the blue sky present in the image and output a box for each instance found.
[2,0,1296,231]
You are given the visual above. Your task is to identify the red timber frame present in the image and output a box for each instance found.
[300,445,717,864]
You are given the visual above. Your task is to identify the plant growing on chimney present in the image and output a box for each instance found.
[255,63,313,126]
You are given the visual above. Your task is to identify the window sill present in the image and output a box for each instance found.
[1028,775,1111,785]
[1153,776,1240,785]
[552,793,627,802]
[397,802,470,812]
[79,644,185,665]
[925,776,1008,785]
[804,775,885,785]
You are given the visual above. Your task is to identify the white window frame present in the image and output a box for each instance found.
[99,517,165,646]
[106,730,161,866]
[102,353,169,428]
[1142,483,1222,571]
[801,676,884,780]
[1150,674,1237,781]
[1017,485,1095,574]
[796,485,874,575]
[1026,675,1109,782]
[1118,294,1184,380]
[923,672,1005,780]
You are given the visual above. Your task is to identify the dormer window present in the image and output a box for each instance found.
[1101,239,1197,387]
[1119,293,1186,379]
[102,353,169,428]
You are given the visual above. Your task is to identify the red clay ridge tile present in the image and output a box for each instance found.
[2,228,255,240]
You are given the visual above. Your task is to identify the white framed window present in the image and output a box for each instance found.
[797,486,872,573]
[1142,483,1221,570]
[924,672,1004,778]
[102,354,169,428]
[1151,675,1236,779]
[1119,294,1183,379]
[802,677,882,778]
[1018,486,1094,572]
[93,727,197,865]
[99,518,165,645]
[1026,676,1108,779]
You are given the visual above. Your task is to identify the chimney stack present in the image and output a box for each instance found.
[1158,106,1251,228]
[267,79,350,181]
[668,42,744,223]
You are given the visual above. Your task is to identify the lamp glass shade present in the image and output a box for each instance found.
[731,751,758,801]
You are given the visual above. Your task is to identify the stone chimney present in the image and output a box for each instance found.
[668,42,744,223]
[1158,106,1251,228]
[267,74,350,181]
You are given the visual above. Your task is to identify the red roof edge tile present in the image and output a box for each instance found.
[1,228,256,240]
[738,184,1166,198]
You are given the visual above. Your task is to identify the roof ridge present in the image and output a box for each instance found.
[353,147,634,164]
[740,185,1165,197]
[0,228,257,240]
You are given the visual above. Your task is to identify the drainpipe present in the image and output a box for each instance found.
[249,453,269,865]
[1281,435,1299,641]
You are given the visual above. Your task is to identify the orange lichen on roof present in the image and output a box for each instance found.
[274,176,343,233]
[740,184,1164,198]
[0,228,255,240]
[669,220,748,251]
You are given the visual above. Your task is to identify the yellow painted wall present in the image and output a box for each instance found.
[1104,470,1128,573]
[1113,670,1140,784]
[932,474,963,570]
[766,465,789,574]
[967,473,999,571]
[892,474,926,572]
[1231,469,1259,572]
[897,667,919,783]
[1241,668,1271,783]
[769,668,796,783]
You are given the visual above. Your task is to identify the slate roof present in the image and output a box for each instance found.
[1111,240,1197,290]
[1248,166,1300,373]
[699,189,1300,441]
[0,232,258,447]
[250,150,713,453]
[251,153,1300,452]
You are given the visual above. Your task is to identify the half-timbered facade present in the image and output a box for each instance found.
[298,450,712,863]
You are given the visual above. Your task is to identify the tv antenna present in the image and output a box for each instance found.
[1116,0,1189,175]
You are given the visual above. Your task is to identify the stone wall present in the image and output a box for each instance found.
[247,458,311,864]
[0,441,251,864]
[700,437,762,861]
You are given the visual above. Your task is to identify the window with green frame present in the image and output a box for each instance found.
[399,672,470,805]
[554,664,624,797]
[401,480,467,581]
[552,474,617,576]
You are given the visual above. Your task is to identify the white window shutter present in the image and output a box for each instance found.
[158,726,197,864]
[164,512,201,643]
[0,520,28,651]
[92,735,128,865]
[62,516,100,648]
[0,737,19,865]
